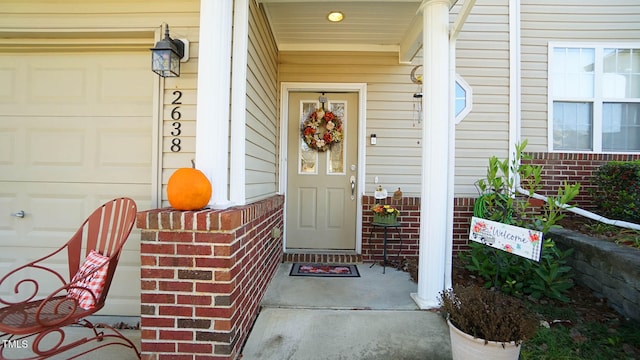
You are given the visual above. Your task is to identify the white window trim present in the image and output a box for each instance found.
[454,74,472,124]
[547,41,640,154]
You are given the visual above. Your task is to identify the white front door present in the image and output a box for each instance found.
[286,92,358,250]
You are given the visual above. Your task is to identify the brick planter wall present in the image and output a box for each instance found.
[136,195,284,360]
[552,227,640,321]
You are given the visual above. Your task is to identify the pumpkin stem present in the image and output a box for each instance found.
[191,159,195,169]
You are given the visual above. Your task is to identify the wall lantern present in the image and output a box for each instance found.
[150,24,189,77]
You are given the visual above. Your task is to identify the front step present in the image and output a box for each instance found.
[283,252,362,264]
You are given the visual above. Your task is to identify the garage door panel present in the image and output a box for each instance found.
[0,67,18,101]
[0,128,17,165]
[1,116,151,183]
[101,64,151,104]
[31,128,85,166]
[98,127,151,169]
[31,66,88,104]
[0,53,152,117]
[107,248,141,314]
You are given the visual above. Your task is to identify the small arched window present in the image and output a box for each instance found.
[455,75,472,124]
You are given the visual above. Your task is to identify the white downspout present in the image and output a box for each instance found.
[515,187,640,231]
[444,42,455,290]
[446,0,476,292]
[508,0,521,170]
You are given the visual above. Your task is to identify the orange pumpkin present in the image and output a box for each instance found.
[167,167,212,210]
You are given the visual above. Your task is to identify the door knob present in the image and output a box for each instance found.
[11,210,25,218]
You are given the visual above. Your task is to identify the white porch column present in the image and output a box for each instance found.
[195,0,233,209]
[411,0,451,309]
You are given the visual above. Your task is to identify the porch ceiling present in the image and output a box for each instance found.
[257,0,428,63]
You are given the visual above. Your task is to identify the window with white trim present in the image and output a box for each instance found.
[549,44,640,153]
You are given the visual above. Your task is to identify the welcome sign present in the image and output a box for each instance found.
[469,217,543,262]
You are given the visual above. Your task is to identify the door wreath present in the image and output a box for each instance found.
[301,108,343,152]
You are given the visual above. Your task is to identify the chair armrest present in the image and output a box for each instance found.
[0,247,68,306]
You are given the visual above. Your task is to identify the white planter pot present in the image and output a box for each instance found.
[448,319,521,360]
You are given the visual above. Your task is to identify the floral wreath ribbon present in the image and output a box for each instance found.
[301,108,344,152]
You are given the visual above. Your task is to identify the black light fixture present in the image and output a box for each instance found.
[150,24,187,77]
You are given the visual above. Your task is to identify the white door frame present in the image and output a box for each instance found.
[279,82,367,253]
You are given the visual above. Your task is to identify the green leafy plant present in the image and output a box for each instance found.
[581,219,640,249]
[527,239,574,302]
[615,231,640,249]
[460,242,528,297]
[464,140,580,302]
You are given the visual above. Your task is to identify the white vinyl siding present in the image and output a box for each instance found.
[246,0,279,202]
[451,0,511,196]
[520,0,640,152]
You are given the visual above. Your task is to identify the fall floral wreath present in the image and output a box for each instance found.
[301,108,343,152]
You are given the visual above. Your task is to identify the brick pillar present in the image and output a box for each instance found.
[136,195,284,360]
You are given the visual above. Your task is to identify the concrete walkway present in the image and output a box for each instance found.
[1,327,140,359]
[241,263,452,360]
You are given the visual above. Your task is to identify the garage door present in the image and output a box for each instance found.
[0,50,153,316]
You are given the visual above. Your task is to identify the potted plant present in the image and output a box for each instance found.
[439,285,538,360]
[371,203,400,224]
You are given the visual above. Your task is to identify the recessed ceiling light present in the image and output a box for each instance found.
[327,11,344,22]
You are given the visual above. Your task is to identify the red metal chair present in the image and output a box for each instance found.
[0,197,140,359]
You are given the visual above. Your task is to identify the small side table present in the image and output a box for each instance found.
[367,222,403,274]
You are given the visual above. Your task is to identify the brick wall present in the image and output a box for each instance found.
[362,195,420,262]
[361,195,476,259]
[523,152,640,211]
[136,195,284,360]
[453,197,475,253]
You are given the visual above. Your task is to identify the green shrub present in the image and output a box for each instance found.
[590,161,640,223]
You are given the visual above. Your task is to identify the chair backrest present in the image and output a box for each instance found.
[66,198,137,307]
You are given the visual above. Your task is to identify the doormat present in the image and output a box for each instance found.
[289,263,360,278]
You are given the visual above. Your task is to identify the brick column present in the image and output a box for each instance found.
[136,195,284,360]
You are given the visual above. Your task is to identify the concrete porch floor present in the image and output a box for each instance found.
[240,262,452,360]
[2,263,449,359]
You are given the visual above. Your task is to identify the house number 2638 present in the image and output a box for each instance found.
[170,90,182,152]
